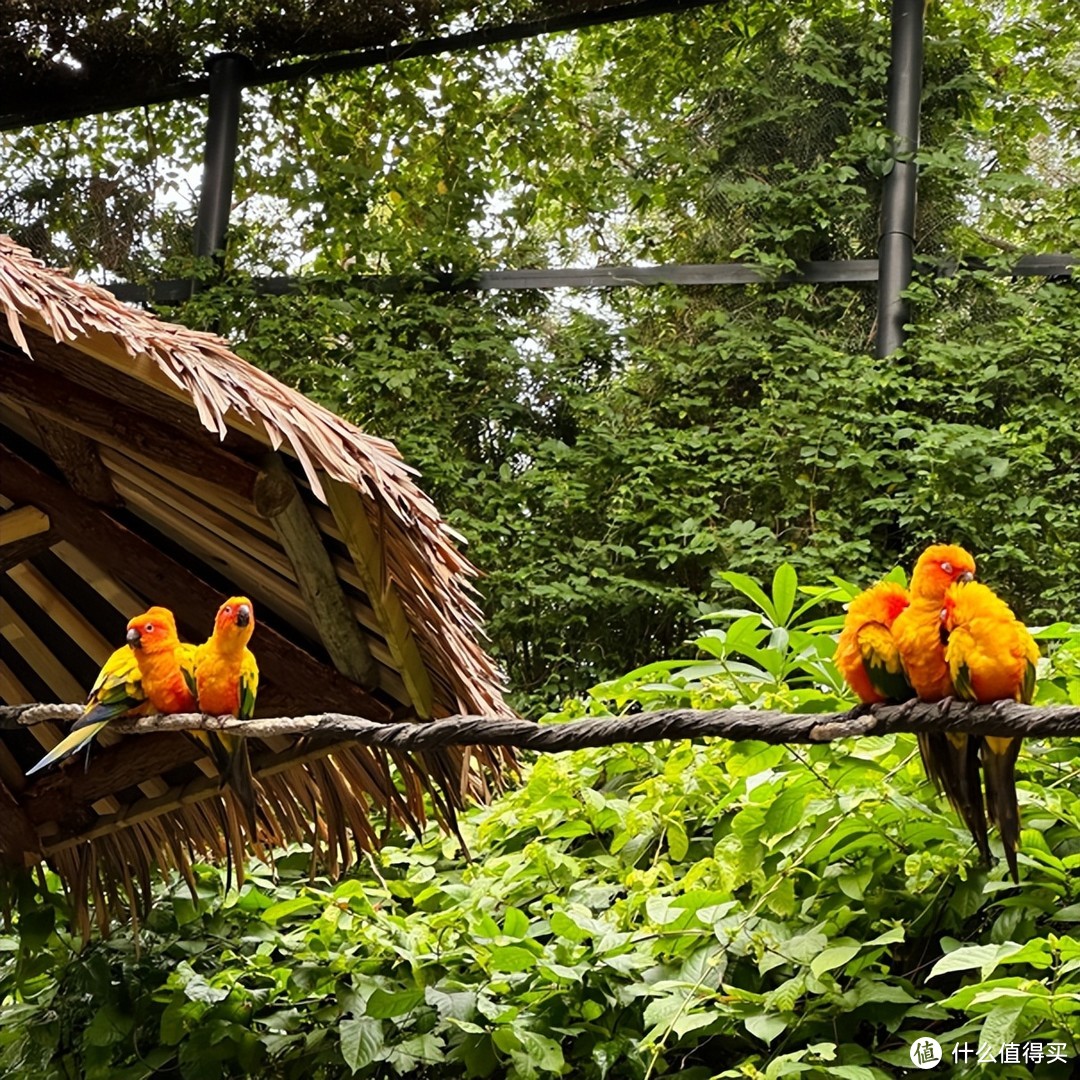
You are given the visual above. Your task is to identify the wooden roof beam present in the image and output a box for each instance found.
[254,453,381,690]
[0,504,49,546]
[0,352,260,499]
[324,477,435,719]
[0,527,60,572]
[0,440,393,722]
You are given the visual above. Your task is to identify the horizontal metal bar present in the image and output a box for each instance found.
[477,259,882,287]
[0,0,722,131]
[101,254,1075,305]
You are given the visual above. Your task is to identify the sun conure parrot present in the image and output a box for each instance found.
[940,579,1038,883]
[26,606,196,774]
[194,596,260,835]
[835,580,913,706]
[891,544,990,863]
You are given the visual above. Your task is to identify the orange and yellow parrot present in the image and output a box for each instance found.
[891,544,990,863]
[941,580,1038,883]
[194,596,260,834]
[27,606,196,774]
[835,580,913,706]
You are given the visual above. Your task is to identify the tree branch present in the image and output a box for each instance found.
[2,700,1078,753]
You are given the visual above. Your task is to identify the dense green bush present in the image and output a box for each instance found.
[3,568,1078,1078]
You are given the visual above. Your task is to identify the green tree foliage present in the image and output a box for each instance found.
[3,568,1079,1078]
[2,3,1077,712]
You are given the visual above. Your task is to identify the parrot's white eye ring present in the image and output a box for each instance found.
[145,623,154,633]
[941,561,953,574]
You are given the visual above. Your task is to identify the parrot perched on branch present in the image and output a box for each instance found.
[194,596,260,835]
[941,580,1038,883]
[835,580,913,706]
[886,544,992,864]
[26,606,196,775]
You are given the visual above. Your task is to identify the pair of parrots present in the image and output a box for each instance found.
[27,596,260,833]
[836,544,1038,881]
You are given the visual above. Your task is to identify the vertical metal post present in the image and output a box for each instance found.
[876,0,924,358]
[193,53,249,288]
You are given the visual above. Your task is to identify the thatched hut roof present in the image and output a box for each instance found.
[0,235,515,931]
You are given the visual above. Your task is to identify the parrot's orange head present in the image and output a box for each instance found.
[126,606,180,653]
[911,544,976,599]
[214,596,255,648]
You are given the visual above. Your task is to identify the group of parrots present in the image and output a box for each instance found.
[836,544,1039,881]
[27,544,1036,881]
[28,596,260,833]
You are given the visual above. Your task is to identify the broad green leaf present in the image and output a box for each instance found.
[810,945,861,978]
[976,1001,1028,1062]
[502,907,530,938]
[339,1017,383,1073]
[719,571,778,624]
[666,820,689,861]
[262,896,318,924]
[488,945,538,972]
[772,564,798,625]
[365,987,425,1018]
[745,1012,788,1044]
[928,942,1025,981]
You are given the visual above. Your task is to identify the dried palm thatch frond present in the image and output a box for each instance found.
[0,235,517,930]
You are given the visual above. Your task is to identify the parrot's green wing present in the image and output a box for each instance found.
[238,649,259,722]
[953,660,975,702]
[26,646,143,774]
[859,625,914,703]
[177,642,198,701]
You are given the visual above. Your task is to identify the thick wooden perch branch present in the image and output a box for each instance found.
[3,699,1078,752]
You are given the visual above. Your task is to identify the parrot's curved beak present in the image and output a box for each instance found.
[236,604,251,628]
[126,627,142,649]
[958,571,974,584]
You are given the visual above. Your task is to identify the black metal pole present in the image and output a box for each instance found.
[192,53,249,289]
[876,0,924,358]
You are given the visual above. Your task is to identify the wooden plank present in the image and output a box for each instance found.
[0,528,60,572]
[7,562,115,662]
[324,477,435,719]
[0,661,33,790]
[112,474,323,637]
[0,506,50,546]
[0,441,393,722]
[22,732,204,828]
[0,658,32,704]
[255,453,381,689]
[101,459,408,699]
[3,564,170,798]
[0,397,39,445]
[0,598,86,703]
[0,350,260,498]
[52,541,147,616]
[0,603,122,814]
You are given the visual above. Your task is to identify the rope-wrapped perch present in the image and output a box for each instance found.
[3,699,1078,750]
